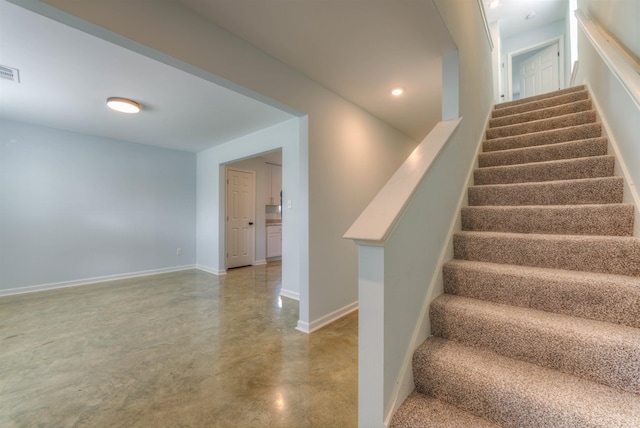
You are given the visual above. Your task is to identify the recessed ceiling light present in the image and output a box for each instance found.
[391,88,405,96]
[107,97,141,114]
[489,0,499,9]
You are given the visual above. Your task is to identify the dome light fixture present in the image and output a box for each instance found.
[106,97,141,114]
[391,87,405,96]
[489,0,499,9]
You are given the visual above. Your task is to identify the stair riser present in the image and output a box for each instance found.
[468,177,624,206]
[430,295,640,394]
[443,261,640,329]
[478,138,608,168]
[486,111,596,140]
[495,86,586,110]
[453,233,640,276]
[461,204,634,236]
[489,99,592,128]
[483,123,601,152]
[492,90,589,118]
[473,156,614,185]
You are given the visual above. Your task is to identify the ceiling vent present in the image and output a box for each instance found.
[0,65,20,83]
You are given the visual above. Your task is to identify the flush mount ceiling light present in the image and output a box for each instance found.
[489,0,499,9]
[106,97,141,114]
[391,88,405,96]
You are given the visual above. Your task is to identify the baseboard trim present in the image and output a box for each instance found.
[195,265,227,275]
[296,300,358,334]
[0,265,197,298]
[254,259,267,266]
[279,288,300,301]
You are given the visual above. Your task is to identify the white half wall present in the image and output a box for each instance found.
[0,119,196,292]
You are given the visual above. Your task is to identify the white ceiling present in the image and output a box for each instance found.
[484,0,568,39]
[1,0,569,153]
[176,0,457,142]
[0,0,294,152]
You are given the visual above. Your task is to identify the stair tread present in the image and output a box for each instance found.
[431,294,640,393]
[486,110,597,140]
[391,391,501,428]
[492,90,589,118]
[478,137,608,167]
[443,260,640,328]
[473,155,615,185]
[453,230,640,276]
[461,203,634,236]
[476,154,614,171]
[489,99,592,128]
[445,258,640,282]
[483,122,601,152]
[468,176,624,206]
[413,337,640,427]
[495,86,586,110]
[455,229,640,241]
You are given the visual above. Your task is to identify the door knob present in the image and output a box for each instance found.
[249,222,254,225]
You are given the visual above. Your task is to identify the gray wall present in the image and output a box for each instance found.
[579,0,639,60]
[501,18,569,100]
[0,119,196,292]
[42,0,419,330]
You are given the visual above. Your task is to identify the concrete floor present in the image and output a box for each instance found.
[0,262,358,427]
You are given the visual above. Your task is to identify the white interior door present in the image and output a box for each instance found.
[226,168,255,269]
[520,43,559,98]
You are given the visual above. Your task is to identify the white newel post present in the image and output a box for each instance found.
[357,244,386,427]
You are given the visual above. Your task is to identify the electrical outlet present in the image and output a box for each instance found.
[176,248,182,255]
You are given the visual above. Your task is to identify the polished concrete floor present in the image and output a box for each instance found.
[0,263,358,427]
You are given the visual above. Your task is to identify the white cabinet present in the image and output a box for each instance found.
[265,163,282,205]
[266,225,282,258]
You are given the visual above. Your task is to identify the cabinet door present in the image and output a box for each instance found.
[266,226,282,258]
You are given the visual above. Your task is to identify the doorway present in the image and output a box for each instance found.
[507,36,564,101]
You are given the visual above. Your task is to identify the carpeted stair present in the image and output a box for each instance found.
[391,86,640,427]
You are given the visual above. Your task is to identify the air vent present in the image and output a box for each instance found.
[0,65,20,83]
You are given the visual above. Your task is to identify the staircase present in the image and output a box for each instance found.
[391,86,640,427]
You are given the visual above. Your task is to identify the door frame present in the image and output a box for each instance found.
[506,35,564,101]
[225,166,256,269]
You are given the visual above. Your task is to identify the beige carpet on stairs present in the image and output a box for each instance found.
[391,86,640,428]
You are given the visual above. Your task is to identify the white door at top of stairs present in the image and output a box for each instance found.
[521,43,560,99]
[226,167,256,269]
